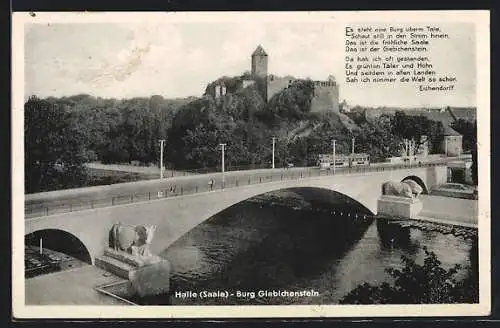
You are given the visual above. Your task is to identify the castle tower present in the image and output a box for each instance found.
[251,45,268,79]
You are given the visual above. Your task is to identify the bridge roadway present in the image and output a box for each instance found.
[25,163,456,264]
[25,156,466,218]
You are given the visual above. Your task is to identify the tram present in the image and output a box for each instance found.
[318,153,370,169]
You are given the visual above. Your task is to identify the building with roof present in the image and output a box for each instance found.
[447,107,476,122]
[440,124,463,157]
[360,105,474,157]
[362,106,475,128]
[241,45,340,112]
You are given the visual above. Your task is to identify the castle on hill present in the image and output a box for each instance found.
[211,45,340,112]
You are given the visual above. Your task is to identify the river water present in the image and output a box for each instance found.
[144,190,476,305]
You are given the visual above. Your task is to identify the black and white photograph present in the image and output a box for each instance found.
[12,11,490,318]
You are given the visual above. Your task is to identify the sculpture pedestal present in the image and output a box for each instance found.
[129,258,171,298]
[96,248,171,297]
[377,195,423,219]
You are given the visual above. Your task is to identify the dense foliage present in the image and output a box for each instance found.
[24,94,189,192]
[353,114,403,162]
[42,94,190,165]
[391,111,445,154]
[451,119,478,185]
[340,246,479,304]
[24,74,476,193]
[25,96,90,192]
[257,79,315,123]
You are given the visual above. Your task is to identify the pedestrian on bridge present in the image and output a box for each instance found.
[209,178,214,191]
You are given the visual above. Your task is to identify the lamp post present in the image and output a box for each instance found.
[332,139,336,174]
[159,139,166,179]
[219,143,226,187]
[272,137,276,169]
[404,139,409,162]
[351,137,355,155]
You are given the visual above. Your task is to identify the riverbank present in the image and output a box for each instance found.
[25,265,129,305]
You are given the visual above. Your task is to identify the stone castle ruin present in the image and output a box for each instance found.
[211,45,340,112]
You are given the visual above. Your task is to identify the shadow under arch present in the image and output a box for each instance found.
[169,186,375,249]
[25,229,92,264]
[162,187,377,300]
[402,175,428,194]
[283,187,375,215]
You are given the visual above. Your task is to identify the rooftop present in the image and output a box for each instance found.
[252,45,268,56]
[442,124,462,136]
[449,107,476,121]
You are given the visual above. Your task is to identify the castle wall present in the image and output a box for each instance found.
[310,83,340,112]
[266,76,339,112]
[267,76,294,101]
[242,80,256,89]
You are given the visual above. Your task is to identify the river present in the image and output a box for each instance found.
[136,190,476,305]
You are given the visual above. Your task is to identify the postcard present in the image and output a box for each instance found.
[12,10,490,318]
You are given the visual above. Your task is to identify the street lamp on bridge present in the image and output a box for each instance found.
[332,139,336,174]
[219,143,226,187]
[159,139,166,179]
[272,137,276,169]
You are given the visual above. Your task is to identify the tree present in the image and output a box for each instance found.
[25,96,90,192]
[451,119,478,185]
[451,119,477,152]
[340,247,478,304]
[166,95,254,170]
[347,110,367,126]
[392,111,444,155]
[354,115,403,162]
[265,79,315,123]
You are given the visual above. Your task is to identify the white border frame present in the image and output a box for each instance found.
[12,10,491,318]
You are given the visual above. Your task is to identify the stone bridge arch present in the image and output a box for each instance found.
[158,186,377,259]
[25,229,92,264]
[402,175,428,194]
[25,165,447,263]
[152,183,380,253]
[25,217,105,264]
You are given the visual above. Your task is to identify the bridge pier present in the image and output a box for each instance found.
[377,195,423,220]
[95,247,171,299]
[375,195,424,249]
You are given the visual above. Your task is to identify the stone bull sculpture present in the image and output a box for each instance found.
[381,180,423,199]
[105,223,170,298]
[402,179,424,198]
[109,223,156,257]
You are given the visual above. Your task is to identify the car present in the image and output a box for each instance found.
[429,183,478,200]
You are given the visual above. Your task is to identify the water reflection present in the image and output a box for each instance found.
[151,192,475,305]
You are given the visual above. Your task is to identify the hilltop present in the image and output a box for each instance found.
[165,74,357,169]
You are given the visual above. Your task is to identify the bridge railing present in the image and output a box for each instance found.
[24,162,444,218]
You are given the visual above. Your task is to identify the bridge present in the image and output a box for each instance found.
[25,161,465,265]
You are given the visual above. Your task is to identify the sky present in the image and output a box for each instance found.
[24,20,477,107]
